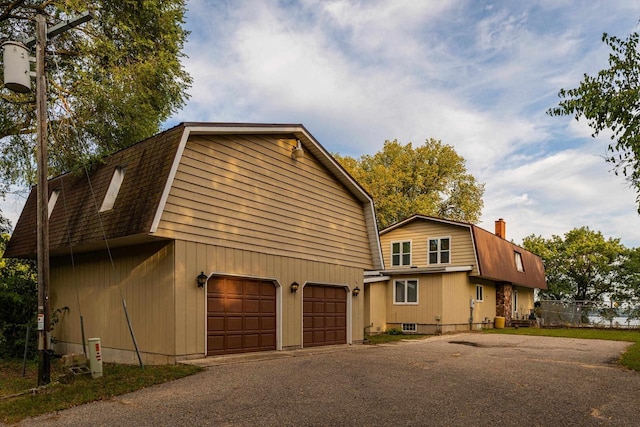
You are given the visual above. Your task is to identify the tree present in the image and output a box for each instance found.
[0,218,37,359]
[522,227,626,304]
[548,32,640,212]
[0,1,192,193]
[335,139,484,229]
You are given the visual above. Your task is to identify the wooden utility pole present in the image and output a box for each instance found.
[3,10,93,386]
[35,12,50,386]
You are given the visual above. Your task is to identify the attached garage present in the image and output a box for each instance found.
[303,285,347,347]
[5,123,384,364]
[207,277,277,356]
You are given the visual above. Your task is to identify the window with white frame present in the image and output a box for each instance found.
[476,284,484,302]
[514,251,524,272]
[428,237,450,264]
[394,279,418,304]
[402,323,417,332]
[391,241,411,266]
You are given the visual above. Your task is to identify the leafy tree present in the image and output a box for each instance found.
[522,227,626,304]
[335,139,484,229]
[548,32,640,211]
[614,247,640,321]
[0,1,192,192]
[0,219,37,359]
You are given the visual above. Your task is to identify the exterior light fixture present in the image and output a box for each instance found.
[196,272,208,288]
[290,281,300,293]
[292,140,304,160]
[353,286,360,297]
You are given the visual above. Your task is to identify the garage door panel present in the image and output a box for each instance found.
[208,336,224,352]
[262,333,276,346]
[303,285,347,348]
[261,317,276,329]
[208,298,225,313]
[226,335,243,349]
[244,281,261,296]
[313,316,325,328]
[244,299,260,313]
[227,317,244,331]
[207,277,277,356]
[208,317,225,332]
[261,300,276,312]
[243,334,260,349]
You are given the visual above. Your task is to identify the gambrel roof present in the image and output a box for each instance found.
[379,214,547,289]
[5,123,384,270]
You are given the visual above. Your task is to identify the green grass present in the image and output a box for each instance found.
[365,333,430,344]
[0,359,203,425]
[484,327,640,371]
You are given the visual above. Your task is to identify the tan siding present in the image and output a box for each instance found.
[386,274,443,326]
[50,242,176,364]
[155,134,373,269]
[441,272,474,326]
[380,220,477,273]
[173,241,364,356]
[514,286,535,319]
[474,283,497,323]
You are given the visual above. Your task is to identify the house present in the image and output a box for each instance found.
[364,215,546,334]
[4,123,383,364]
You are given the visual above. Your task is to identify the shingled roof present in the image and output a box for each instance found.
[4,125,184,258]
[4,123,384,269]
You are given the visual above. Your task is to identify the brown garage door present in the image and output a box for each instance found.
[207,277,276,356]
[303,285,347,347]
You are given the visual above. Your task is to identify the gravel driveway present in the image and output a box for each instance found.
[14,333,640,426]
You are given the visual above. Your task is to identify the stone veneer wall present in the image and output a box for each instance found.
[496,282,513,323]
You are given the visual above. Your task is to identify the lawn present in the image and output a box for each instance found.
[0,359,203,425]
[484,327,640,371]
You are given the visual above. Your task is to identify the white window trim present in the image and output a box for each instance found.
[476,284,484,302]
[393,278,419,305]
[391,240,412,267]
[428,236,452,265]
[99,166,126,212]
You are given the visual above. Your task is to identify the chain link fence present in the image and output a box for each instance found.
[537,300,640,329]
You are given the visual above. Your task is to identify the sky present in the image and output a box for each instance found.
[4,0,640,248]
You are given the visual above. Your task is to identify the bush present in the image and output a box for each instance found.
[387,328,403,335]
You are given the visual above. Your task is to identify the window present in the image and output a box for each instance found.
[514,251,524,272]
[48,188,60,219]
[476,285,484,302]
[394,279,418,304]
[99,167,126,212]
[391,241,411,266]
[402,323,417,332]
[428,237,450,264]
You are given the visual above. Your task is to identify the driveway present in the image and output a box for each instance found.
[16,334,640,426]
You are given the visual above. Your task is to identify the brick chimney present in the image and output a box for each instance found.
[495,218,506,239]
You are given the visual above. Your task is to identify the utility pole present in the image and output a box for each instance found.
[35,12,50,386]
[3,10,92,386]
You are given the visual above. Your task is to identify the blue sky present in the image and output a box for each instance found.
[4,0,640,247]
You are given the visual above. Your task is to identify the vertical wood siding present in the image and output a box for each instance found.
[173,240,364,357]
[380,220,477,273]
[50,242,175,363]
[155,134,373,269]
